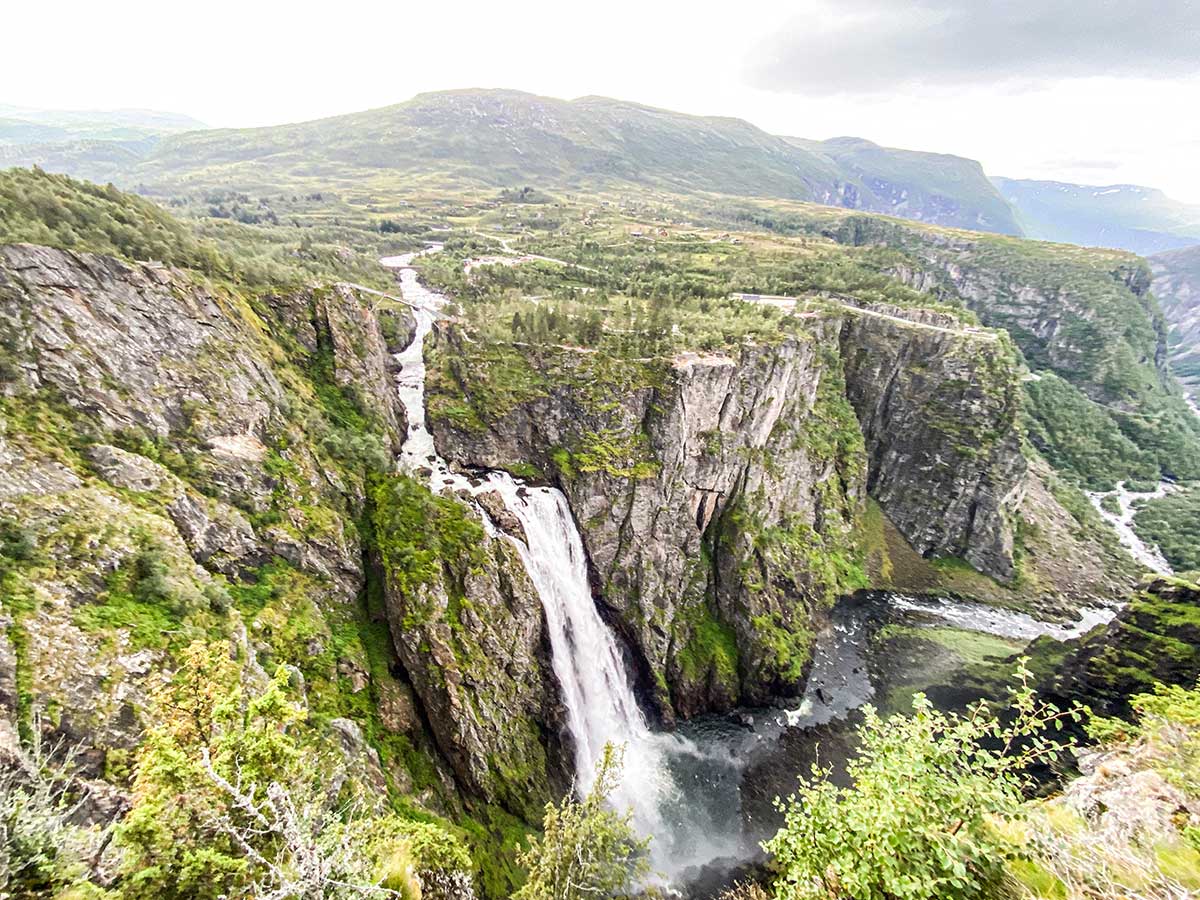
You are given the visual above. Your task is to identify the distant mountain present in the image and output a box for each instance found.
[0,103,207,184]
[1151,245,1200,404]
[786,136,1020,234]
[993,177,1200,256]
[0,103,206,141]
[113,89,1020,234]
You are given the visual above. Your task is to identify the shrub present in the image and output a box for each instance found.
[514,744,650,900]
[765,661,1080,900]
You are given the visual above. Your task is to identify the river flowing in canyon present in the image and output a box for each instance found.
[378,247,1118,887]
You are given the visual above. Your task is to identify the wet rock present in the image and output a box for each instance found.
[476,490,528,544]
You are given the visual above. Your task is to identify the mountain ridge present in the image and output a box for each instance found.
[994,176,1200,255]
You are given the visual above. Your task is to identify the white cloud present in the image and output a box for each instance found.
[5,0,1200,202]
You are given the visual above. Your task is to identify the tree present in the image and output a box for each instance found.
[514,744,650,900]
[0,725,111,896]
[116,641,465,900]
[764,661,1081,900]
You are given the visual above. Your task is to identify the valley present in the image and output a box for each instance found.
[2,89,1200,899]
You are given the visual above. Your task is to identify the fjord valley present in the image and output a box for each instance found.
[2,86,1200,900]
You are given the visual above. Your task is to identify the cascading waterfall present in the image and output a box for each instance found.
[381,248,735,877]
[378,245,1120,882]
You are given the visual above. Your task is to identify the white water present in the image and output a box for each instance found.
[381,248,724,877]
[1085,480,1178,575]
[887,594,1115,641]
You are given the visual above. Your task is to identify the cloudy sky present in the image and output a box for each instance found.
[7,0,1200,200]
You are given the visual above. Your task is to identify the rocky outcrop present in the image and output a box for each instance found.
[427,302,1037,716]
[1048,576,1200,718]
[266,282,414,449]
[838,303,1026,580]
[0,244,418,594]
[86,443,266,577]
[376,520,565,818]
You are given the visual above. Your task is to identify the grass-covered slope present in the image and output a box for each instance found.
[0,166,396,288]
[128,89,842,198]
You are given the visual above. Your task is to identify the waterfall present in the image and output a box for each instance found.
[378,246,1130,883]
[483,479,675,839]
[380,249,730,876]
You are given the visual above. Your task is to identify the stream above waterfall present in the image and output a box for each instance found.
[378,247,1116,891]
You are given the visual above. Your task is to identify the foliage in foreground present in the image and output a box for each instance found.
[0,727,111,897]
[765,662,1080,900]
[1,640,473,900]
[1007,680,1200,899]
[764,668,1200,900]
[514,744,650,900]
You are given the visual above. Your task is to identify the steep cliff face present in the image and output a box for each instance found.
[429,323,863,715]
[0,243,563,848]
[838,303,1025,580]
[790,136,1022,235]
[369,477,565,818]
[1150,245,1200,405]
[427,299,1042,716]
[819,214,1200,486]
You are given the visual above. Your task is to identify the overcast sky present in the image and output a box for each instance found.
[7,0,1200,201]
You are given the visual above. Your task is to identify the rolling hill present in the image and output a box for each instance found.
[55,89,1020,235]
[0,103,208,184]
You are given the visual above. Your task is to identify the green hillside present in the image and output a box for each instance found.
[0,167,394,288]
[130,89,847,198]
[117,89,1019,235]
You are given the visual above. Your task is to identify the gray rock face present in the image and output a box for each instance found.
[428,304,1030,715]
[0,615,18,761]
[1150,245,1200,404]
[86,443,266,576]
[378,531,564,817]
[838,306,1026,580]
[0,244,282,439]
[267,283,412,450]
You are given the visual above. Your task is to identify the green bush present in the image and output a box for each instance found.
[514,744,650,900]
[765,662,1080,900]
